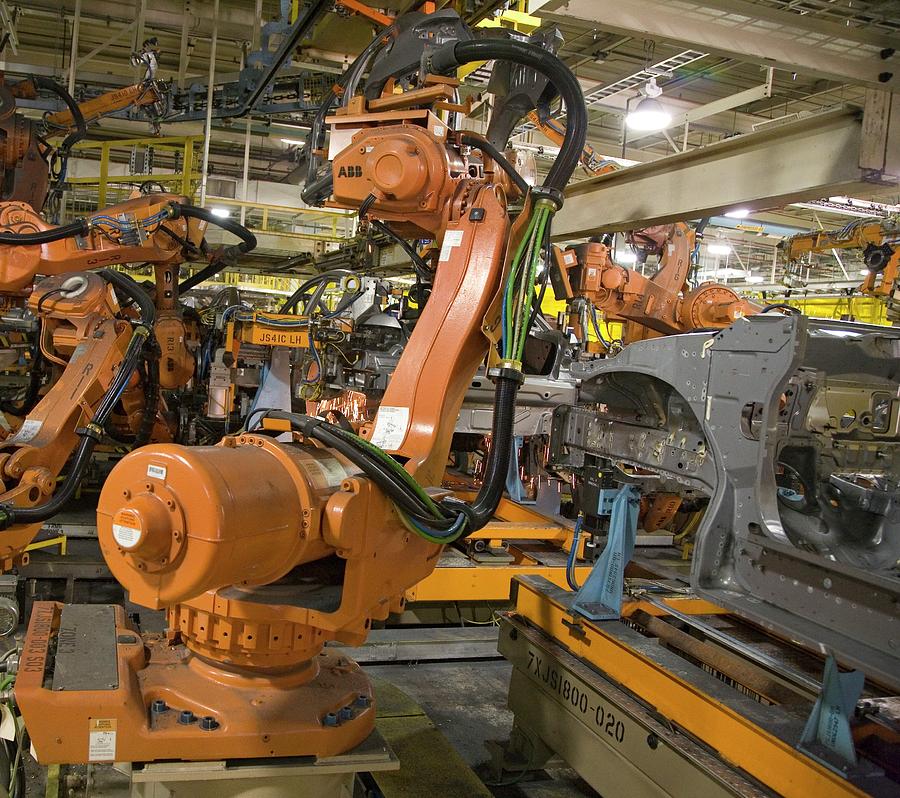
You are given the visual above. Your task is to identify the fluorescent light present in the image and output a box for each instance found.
[281,138,305,146]
[616,250,638,264]
[745,275,765,284]
[210,207,230,218]
[625,97,672,131]
[707,243,731,255]
[724,208,750,219]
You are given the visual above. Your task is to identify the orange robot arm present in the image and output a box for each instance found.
[0,194,252,565]
[553,222,761,344]
[17,21,587,764]
[0,193,203,292]
[44,82,165,130]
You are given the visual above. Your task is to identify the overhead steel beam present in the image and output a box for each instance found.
[698,0,899,51]
[554,102,899,238]
[76,19,137,70]
[540,0,898,91]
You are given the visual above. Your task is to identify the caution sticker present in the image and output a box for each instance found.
[369,406,409,451]
[9,419,42,444]
[88,718,117,761]
[112,510,142,549]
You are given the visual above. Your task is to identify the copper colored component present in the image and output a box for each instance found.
[643,493,682,533]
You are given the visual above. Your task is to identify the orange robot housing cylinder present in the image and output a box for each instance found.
[97,435,354,608]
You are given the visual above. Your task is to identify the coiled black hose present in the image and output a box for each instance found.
[134,339,161,447]
[368,220,433,283]
[0,271,155,528]
[429,38,586,193]
[280,269,357,314]
[34,76,86,152]
[300,26,395,205]
[171,204,257,293]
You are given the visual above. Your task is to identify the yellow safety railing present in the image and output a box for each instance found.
[203,197,355,243]
[66,136,202,206]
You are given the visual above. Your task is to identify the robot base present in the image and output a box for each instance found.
[17,603,375,764]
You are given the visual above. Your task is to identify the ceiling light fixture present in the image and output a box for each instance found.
[625,77,671,132]
[724,208,751,219]
[210,207,230,218]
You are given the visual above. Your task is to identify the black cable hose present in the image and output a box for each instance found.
[171,204,257,254]
[260,410,445,522]
[430,38,586,193]
[301,26,394,204]
[0,271,156,528]
[178,261,224,295]
[101,269,157,328]
[280,269,356,314]
[0,219,88,246]
[459,133,529,195]
[171,204,257,293]
[368,220,433,282]
[762,303,801,315]
[445,376,519,534]
[134,340,161,447]
[34,76,86,152]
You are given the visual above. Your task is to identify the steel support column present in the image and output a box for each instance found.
[66,0,82,95]
[198,0,219,207]
[554,106,898,237]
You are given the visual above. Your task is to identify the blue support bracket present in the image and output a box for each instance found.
[506,435,526,503]
[798,655,864,773]
[571,484,641,621]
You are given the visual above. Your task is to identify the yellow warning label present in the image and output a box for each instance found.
[88,718,117,761]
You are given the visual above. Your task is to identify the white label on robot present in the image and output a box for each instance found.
[317,456,348,486]
[10,419,42,444]
[146,464,167,480]
[439,229,465,262]
[112,523,141,549]
[370,406,409,450]
[0,705,15,741]
[433,124,445,138]
[88,718,117,761]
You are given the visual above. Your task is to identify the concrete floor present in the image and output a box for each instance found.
[366,660,597,798]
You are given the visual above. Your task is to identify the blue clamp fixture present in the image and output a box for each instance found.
[569,483,641,621]
[799,654,864,773]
